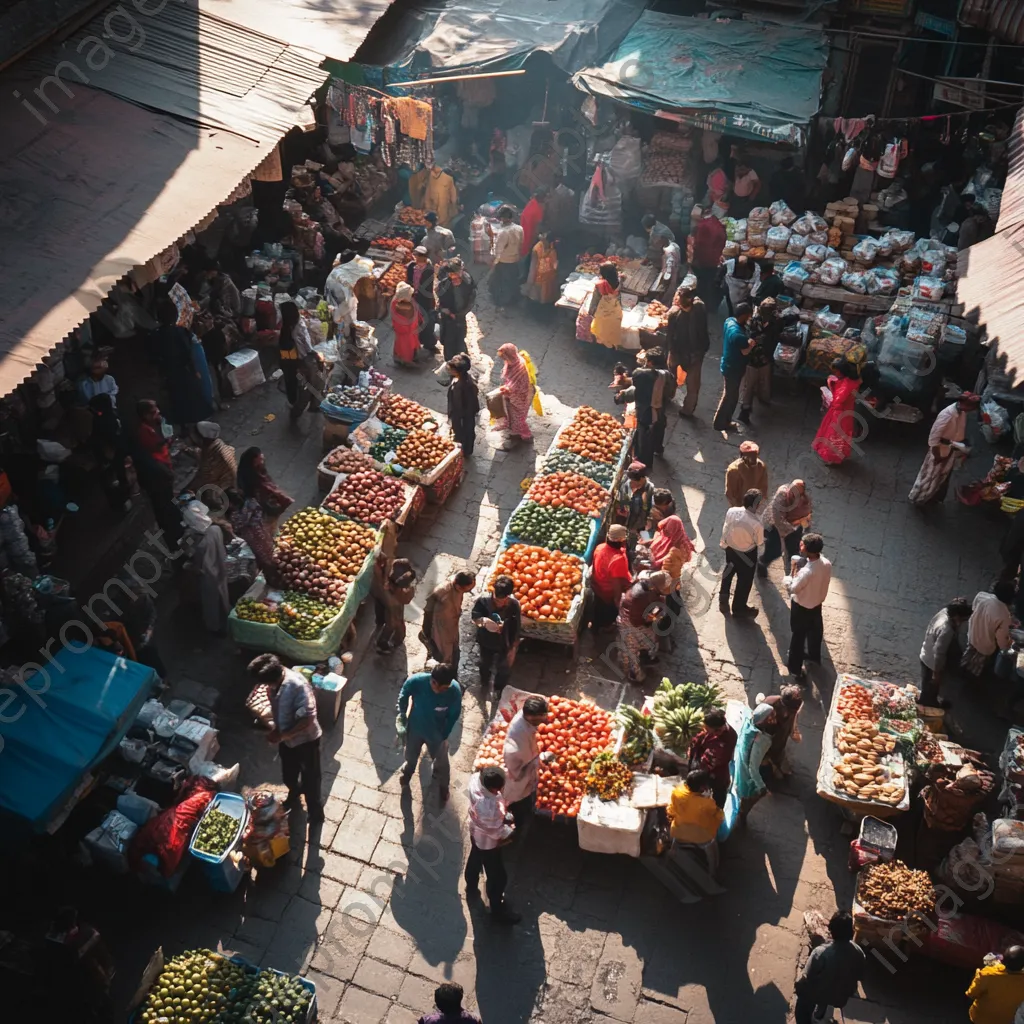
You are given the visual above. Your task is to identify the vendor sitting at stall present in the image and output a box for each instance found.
[642,214,676,264]
[77,356,119,410]
[688,709,738,808]
[189,420,237,500]
[615,461,655,555]
[666,768,724,877]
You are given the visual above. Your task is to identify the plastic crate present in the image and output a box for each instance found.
[859,815,897,861]
[190,792,250,892]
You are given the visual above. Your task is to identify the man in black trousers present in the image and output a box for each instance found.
[783,533,832,681]
[719,488,765,617]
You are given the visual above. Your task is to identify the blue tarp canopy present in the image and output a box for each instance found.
[573,13,828,144]
[0,647,157,831]
[370,0,646,76]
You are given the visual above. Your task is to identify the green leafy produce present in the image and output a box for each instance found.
[369,425,408,461]
[508,501,593,554]
[137,949,313,1024]
[192,806,240,858]
[541,448,615,488]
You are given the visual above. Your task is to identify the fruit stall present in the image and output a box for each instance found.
[322,467,425,530]
[483,406,632,654]
[129,947,316,1024]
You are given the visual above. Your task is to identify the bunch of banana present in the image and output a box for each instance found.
[677,682,725,711]
[616,705,654,766]
[653,705,704,754]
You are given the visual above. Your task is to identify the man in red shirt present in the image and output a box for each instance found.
[690,210,727,311]
[520,188,547,259]
[591,524,632,631]
[688,707,738,807]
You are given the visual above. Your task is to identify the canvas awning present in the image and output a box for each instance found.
[573,12,828,144]
[368,0,646,75]
[957,109,1024,383]
[0,0,400,398]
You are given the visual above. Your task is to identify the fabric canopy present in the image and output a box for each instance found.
[0,2,329,397]
[957,109,1024,383]
[573,12,828,144]
[0,647,157,830]
[374,0,646,75]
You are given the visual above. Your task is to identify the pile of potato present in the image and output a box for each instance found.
[832,718,905,805]
[858,861,935,921]
[380,394,433,430]
[394,429,455,470]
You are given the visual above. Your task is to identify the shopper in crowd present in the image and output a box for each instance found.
[421,211,456,265]
[436,259,477,360]
[226,487,280,586]
[718,254,758,318]
[406,245,437,351]
[908,392,980,506]
[486,206,524,308]
[752,260,786,303]
[237,447,293,535]
[189,420,236,501]
[966,945,1024,1024]
[762,686,804,777]
[666,768,724,877]
[813,357,863,465]
[617,571,673,685]
[690,209,727,309]
[446,353,480,457]
[666,286,709,418]
[616,461,655,556]
[590,262,623,349]
[279,300,326,420]
[77,356,119,410]
[390,282,423,367]
[417,982,482,1024]
[495,343,536,449]
[522,230,559,305]
[643,510,694,619]
[397,662,462,805]
[184,500,231,634]
[373,556,417,655]
[650,488,677,523]
[784,533,832,681]
[249,653,324,822]
[794,911,865,1024]
[519,188,546,261]
[720,488,765,618]
[133,399,183,548]
[200,261,242,399]
[591,524,633,631]
[728,159,761,218]
[962,583,1014,683]
[424,164,459,227]
[725,440,768,508]
[421,569,477,671]
[464,765,520,924]
[920,597,972,708]
[502,695,550,826]
[713,302,755,431]
[615,347,674,466]
[688,710,738,808]
[155,296,215,430]
[472,574,522,696]
[641,213,676,263]
[759,479,812,578]
[738,297,780,425]
[735,702,774,822]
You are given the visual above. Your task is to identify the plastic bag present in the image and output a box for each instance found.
[852,238,880,264]
[766,225,792,249]
[769,201,796,226]
[793,211,827,236]
[782,261,811,288]
[818,257,848,286]
[882,229,916,253]
[841,271,869,294]
[866,268,899,295]
[814,308,846,335]
[913,276,946,302]
[747,206,770,226]
[804,243,828,264]
[981,400,1011,444]
[809,230,829,246]
[786,233,807,257]
[842,145,859,172]
[921,249,947,275]
[722,240,740,258]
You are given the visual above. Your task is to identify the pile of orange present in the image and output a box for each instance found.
[493,545,583,622]
[556,406,626,464]
[526,471,608,516]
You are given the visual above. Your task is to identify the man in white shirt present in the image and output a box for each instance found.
[783,532,832,680]
[502,696,551,825]
[908,392,980,505]
[464,765,520,923]
[422,211,456,264]
[919,597,972,707]
[720,488,765,618]
[486,205,524,309]
[78,357,119,410]
[962,583,1014,680]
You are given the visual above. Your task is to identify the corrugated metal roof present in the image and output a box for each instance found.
[957,108,1024,384]
[990,0,1024,44]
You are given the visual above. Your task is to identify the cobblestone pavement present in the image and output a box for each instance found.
[83,264,1012,1024]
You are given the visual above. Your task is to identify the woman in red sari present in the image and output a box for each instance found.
[496,343,535,448]
[813,358,862,465]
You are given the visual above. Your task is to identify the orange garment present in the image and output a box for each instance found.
[424,169,458,227]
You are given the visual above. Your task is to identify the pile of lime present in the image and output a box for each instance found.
[278,591,338,640]
[192,806,239,858]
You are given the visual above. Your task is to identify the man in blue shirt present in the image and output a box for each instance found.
[713,302,754,431]
[398,662,463,804]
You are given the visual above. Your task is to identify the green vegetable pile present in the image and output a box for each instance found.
[541,448,615,488]
[369,425,408,461]
[508,501,593,554]
[652,679,726,755]
[136,949,313,1024]
[193,806,240,858]
[278,591,338,639]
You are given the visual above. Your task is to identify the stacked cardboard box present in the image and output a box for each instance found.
[825,197,860,258]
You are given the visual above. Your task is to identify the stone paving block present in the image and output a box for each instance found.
[384,1006,418,1024]
[350,784,386,810]
[299,872,345,910]
[234,915,278,949]
[539,915,609,988]
[590,934,643,1023]
[396,972,436,1013]
[312,914,374,982]
[280,895,333,937]
[332,806,387,862]
[533,980,590,1023]
[222,937,267,965]
[356,863,399,905]
[265,863,306,895]
[339,885,385,925]
[243,885,291,922]
[316,851,367,885]
[261,925,317,975]
[370,838,412,874]
[365,926,415,971]
[353,956,405,999]
[336,756,387,789]
[304,968,346,1020]
[325,794,352,821]
[335,985,392,1024]
[632,1001,689,1024]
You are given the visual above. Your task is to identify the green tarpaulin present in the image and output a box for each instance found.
[573,13,827,144]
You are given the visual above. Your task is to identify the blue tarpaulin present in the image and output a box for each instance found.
[573,13,828,144]
[0,647,157,831]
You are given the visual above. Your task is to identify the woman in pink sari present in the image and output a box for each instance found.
[813,358,862,465]
[496,343,534,449]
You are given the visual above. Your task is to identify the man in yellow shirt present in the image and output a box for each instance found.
[666,769,725,877]
[967,946,1024,1024]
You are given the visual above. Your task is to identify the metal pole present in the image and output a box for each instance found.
[388,69,527,88]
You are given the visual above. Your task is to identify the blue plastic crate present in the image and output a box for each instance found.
[189,792,250,892]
